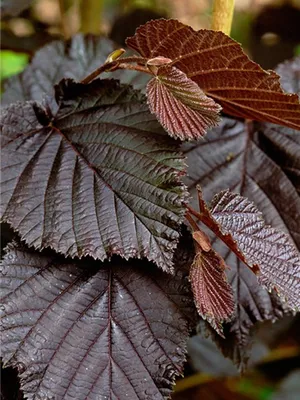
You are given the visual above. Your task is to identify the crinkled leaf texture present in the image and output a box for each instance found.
[183,57,300,368]
[146,65,221,140]
[2,34,148,106]
[0,242,195,400]
[209,190,300,310]
[127,19,300,130]
[189,247,235,337]
[1,79,187,271]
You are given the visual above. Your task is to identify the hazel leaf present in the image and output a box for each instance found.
[146,65,221,140]
[127,19,300,130]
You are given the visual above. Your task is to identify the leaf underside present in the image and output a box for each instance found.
[2,34,149,106]
[189,248,235,337]
[183,57,300,368]
[1,79,187,271]
[146,65,221,140]
[127,19,300,130]
[0,242,195,400]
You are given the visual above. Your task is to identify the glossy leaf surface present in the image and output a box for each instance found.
[0,242,195,400]
[183,57,300,367]
[209,190,300,309]
[1,79,187,270]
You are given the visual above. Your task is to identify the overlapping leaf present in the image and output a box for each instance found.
[146,65,221,140]
[199,240,291,370]
[183,57,300,367]
[208,190,300,309]
[0,242,195,400]
[189,242,235,337]
[2,34,148,105]
[127,19,300,130]
[1,78,187,270]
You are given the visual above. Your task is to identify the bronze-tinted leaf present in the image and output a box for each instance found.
[0,242,195,400]
[208,190,300,310]
[127,19,300,130]
[146,65,221,140]
[189,246,235,337]
[1,79,187,271]
[183,57,300,368]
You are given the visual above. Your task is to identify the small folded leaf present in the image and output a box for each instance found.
[202,239,292,371]
[207,190,300,310]
[146,65,221,140]
[1,79,188,270]
[189,244,235,337]
[0,242,195,400]
[127,19,300,130]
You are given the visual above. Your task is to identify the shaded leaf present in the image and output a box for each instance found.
[257,57,300,195]
[2,34,148,105]
[1,78,187,271]
[1,0,33,17]
[182,57,300,367]
[208,190,300,310]
[127,19,300,130]
[146,65,221,140]
[0,241,196,400]
[199,242,291,371]
[189,245,235,337]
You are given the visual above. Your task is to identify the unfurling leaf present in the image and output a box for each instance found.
[0,242,195,400]
[189,240,235,337]
[127,19,300,130]
[146,65,221,140]
[0,79,188,271]
[206,189,300,310]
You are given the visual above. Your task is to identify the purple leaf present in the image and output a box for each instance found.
[2,34,149,105]
[1,79,187,271]
[183,57,300,368]
[0,242,195,400]
[209,190,300,310]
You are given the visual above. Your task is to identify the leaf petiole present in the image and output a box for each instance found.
[81,56,150,84]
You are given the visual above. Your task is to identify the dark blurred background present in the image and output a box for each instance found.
[1,0,300,399]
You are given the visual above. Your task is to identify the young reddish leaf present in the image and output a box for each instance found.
[199,242,291,371]
[189,243,235,337]
[1,79,188,271]
[127,19,300,130]
[183,116,299,368]
[146,65,221,140]
[207,190,300,310]
[0,242,195,400]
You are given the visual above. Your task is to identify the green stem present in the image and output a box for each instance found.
[80,0,103,34]
[211,0,235,36]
